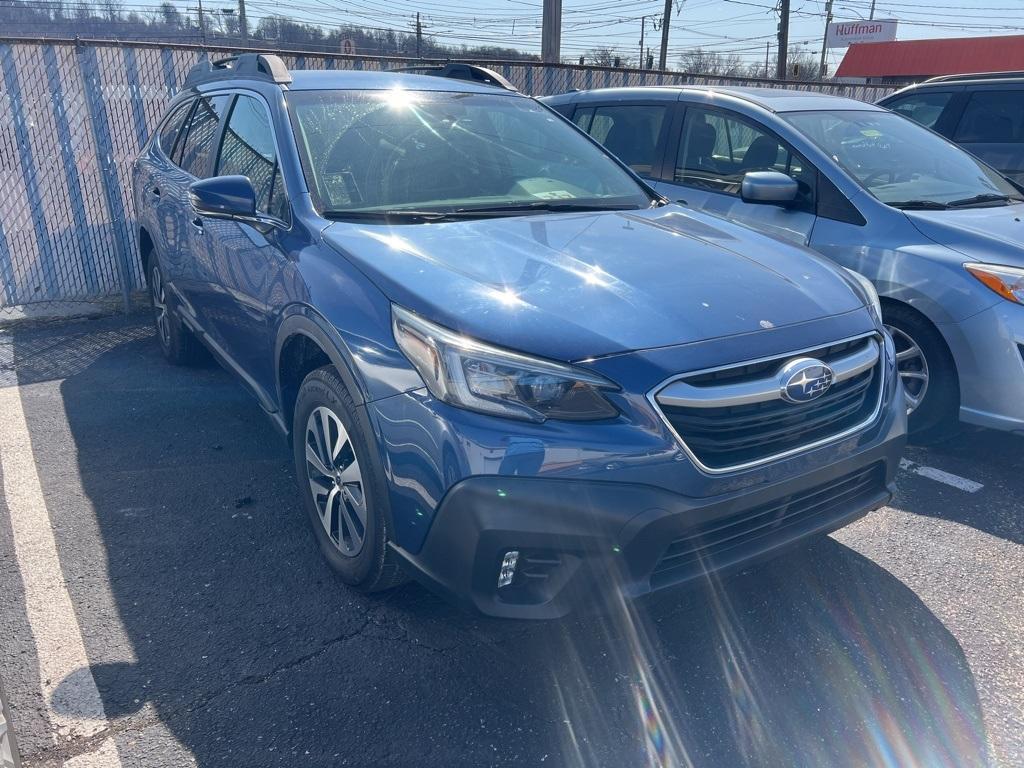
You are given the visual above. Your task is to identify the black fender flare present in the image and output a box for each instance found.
[274,306,368,425]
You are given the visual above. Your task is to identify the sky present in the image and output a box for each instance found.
[101,0,1024,72]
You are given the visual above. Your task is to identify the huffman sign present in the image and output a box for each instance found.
[826,19,898,48]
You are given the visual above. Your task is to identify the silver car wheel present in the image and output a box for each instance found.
[304,406,366,557]
[150,265,171,348]
[886,324,930,415]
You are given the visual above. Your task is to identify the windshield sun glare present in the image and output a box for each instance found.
[286,89,652,218]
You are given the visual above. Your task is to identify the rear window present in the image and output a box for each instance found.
[157,100,193,157]
[954,91,1024,143]
[574,104,666,176]
[884,91,952,130]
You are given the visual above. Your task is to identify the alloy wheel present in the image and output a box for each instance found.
[151,265,171,348]
[304,406,367,557]
[885,324,930,415]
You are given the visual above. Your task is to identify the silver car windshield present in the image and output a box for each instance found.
[783,110,1022,209]
[287,89,653,217]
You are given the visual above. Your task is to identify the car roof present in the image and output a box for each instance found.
[544,85,883,113]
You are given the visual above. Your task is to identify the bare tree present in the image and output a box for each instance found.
[585,47,624,67]
[677,48,744,76]
[100,0,121,23]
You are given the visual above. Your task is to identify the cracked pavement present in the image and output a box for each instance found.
[0,315,1021,767]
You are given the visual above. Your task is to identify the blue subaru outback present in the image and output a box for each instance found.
[132,55,906,618]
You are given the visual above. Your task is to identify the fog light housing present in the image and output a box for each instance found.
[498,550,519,588]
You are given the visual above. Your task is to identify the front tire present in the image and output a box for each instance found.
[293,365,405,592]
[148,260,199,365]
[883,304,959,441]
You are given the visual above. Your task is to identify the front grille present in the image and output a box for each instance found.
[650,463,884,588]
[684,338,866,387]
[655,336,883,471]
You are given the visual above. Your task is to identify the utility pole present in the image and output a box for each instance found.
[765,41,770,78]
[541,0,561,63]
[869,0,876,19]
[639,16,647,68]
[415,12,422,58]
[197,0,207,46]
[238,0,248,42]
[818,0,832,79]
[658,0,673,70]
[775,0,790,80]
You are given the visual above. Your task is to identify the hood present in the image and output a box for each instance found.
[320,205,865,361]
[905,205,1024,268]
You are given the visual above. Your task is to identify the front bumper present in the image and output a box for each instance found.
[391,432,903,619]
[941,301,1024,433]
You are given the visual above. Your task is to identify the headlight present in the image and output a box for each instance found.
[965,262,1024,304]
[844,268,883,324]
[392,305,619,422]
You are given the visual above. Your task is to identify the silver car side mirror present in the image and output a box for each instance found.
[741,171,800,206]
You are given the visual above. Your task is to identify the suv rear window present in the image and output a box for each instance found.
[954,91,1024,143]
[177,94,231,177]
[157,100,194,157]
[884,91,952,130]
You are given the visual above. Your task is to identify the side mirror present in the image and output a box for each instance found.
[189,175,257,220]
[740,170,799,206]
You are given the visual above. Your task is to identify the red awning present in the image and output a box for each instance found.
[836,35,1024,78]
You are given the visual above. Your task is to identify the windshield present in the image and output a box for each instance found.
[782,110,1021,208]
[286,89,653,218]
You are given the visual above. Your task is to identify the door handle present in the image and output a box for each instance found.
[191,216,204,232]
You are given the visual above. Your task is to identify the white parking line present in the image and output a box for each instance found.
[0,378,123,766]
[900,458,984,493]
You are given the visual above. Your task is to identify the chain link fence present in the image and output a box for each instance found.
[0,38,896,320]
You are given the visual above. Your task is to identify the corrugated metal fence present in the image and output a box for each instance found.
[0,38,896,314]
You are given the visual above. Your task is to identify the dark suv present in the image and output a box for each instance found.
[131,54,905,618]
[879,72,1024,183]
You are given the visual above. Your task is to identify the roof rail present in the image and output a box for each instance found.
[392,63,517,91]
[183,53,292,88]
[925,70,1024,84]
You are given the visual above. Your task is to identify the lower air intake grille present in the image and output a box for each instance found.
[650,463,885,588]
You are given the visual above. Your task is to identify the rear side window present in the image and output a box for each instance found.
[954,91,1024,143]
[576,104,666,176]
[157,100,193,157]
[884,91,952,130]
[216,94,288,221]
[177,94,231,177]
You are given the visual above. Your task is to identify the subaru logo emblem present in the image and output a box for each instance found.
[779,358,834,404]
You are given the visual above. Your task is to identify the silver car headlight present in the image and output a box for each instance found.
[965,262,1024,305]
[392,305,619,422]
[844,268,883,324]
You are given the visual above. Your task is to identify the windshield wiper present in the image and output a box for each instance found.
[451,201,643,215]
[887,200,949,210]
[322,201,644,223]
[945,193,1022,208]
[321,209,508,223]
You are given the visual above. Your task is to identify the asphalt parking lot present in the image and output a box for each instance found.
[0,314,1021,767]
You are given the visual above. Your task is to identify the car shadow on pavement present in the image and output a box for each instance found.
[13,317,990,766]
[901,428,1024,546]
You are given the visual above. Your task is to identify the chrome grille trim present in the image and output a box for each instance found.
[647,332,886,475]
[657,338,879,409]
